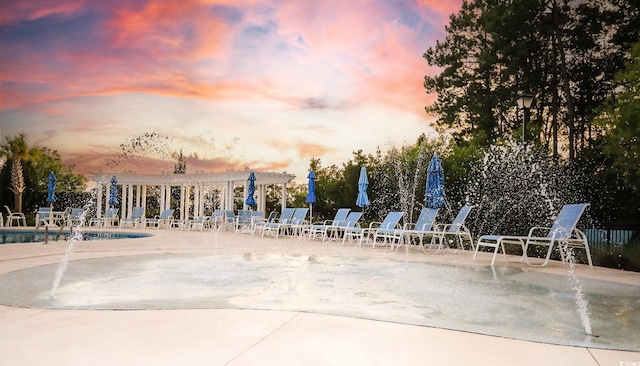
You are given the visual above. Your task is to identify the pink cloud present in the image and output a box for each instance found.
[0,0,85,25]
[1,0,463,180]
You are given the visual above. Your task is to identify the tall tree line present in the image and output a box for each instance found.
[422,0,640,222]
[424,0,639,158]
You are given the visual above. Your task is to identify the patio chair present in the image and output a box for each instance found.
[185,216,210,231]
[252,211,278,235]
[422,205,475,253]
[392,207,439,252]
[34,207,62,229]
[473,203,592,268]
[206,210,224,230]
[325,211,363,242]
[90,208,119,227]
[66,208,86,227]
[342,211,404,247]
[120,206,145,228]
[145,209,175,229]
[306,208,350,240]
[222,210,236,231]
[4,205,26,227]
[288,207,310,236]
[235,210,254,233]
[261,207,296,238]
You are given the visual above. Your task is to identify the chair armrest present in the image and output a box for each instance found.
[403,223,417,230]
[527,226,551,237]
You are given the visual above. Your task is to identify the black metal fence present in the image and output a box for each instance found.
[584,221,640,254]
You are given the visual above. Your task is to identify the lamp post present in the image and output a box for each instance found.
[516,93,534,143]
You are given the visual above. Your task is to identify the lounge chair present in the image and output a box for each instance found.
[250,211,264,231]
[288,208,311,236]
[429,205,475,252]
[392,207,439,251]
[306,208,350,240]
[235,210,254,233]
[473,203,592,268]
[66,208,86,227]
[4,205,26,227]
[222,210,236,231]
[34,207,59,229]
[252,211,278,235]
[261,208,296,238]
[342,211,404,247]
[145,209,174,229]
[91,208,119,227]
[208,210,225,230]
[185,216,210,231]
[325,211,363,242]
[120,207,145,228]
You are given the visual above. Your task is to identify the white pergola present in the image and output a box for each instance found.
[90,169,296,221]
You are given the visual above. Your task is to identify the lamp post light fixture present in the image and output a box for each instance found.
[516,93,534,143]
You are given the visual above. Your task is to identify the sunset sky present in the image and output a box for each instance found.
[0,0,462,182]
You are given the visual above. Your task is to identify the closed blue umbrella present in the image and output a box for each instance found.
[245,172,256,207]
[356,167,369,210]
[108,175,119,207]
[425,155,446,208]
[47,172,57,205]
[306,170,316,220]
[46,172,57,229]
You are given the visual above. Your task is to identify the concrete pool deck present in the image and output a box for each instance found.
[1,227,638,365]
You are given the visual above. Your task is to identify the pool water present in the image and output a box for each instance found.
[0,230,151,244]
[0,252,637,351]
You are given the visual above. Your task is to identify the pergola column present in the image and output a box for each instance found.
[198,183,205,217]
[127,184,134,218]
[164,185,171,211]
[180,185,186,220]
[120,184,127,219]
[135,185,141,207]
[225,181,234,211]
[141,185,147,213]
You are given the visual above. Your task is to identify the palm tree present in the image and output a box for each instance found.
[0,134,42,212]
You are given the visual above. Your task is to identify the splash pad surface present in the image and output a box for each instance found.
[1,249,638,352]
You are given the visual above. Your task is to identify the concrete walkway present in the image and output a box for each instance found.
[1,228,638,365]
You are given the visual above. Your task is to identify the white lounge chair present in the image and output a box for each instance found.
[342,211,404,247]
[66,208,86,227]
[185,216,210,231]
[4,205,26,227]
[261,208,297,238]
[306,208,350,240]
[222,210,237,231]
[120,207,145,228]
[252,211,278,235]
[145,209,174,229]
[426,205,475,252]
[208,210,225,230]
[34,207,61,229]
[235,210,254,233]
[283,208,310,237]
[325,211,363,242]
[91,208,119,227]
[473,203,592,268]
[392,207,439,251]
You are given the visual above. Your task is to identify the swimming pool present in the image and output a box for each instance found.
[0,229,151,244]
